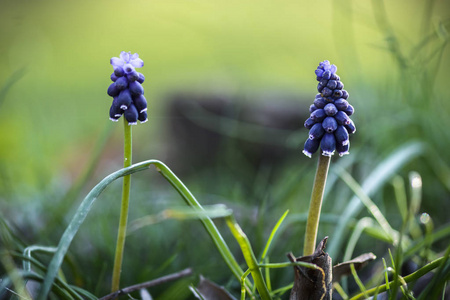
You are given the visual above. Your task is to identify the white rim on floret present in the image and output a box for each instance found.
[302,150,312,158]
[322,150,335,157]
[339,151,349,157]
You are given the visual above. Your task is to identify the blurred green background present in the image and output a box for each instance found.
[1,0,448,186]
[1,0,450,298]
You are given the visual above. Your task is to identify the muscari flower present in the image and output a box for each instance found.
[303,60,355,158]
[107,51,147,125]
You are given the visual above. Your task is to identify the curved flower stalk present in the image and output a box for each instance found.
[303,60,355,158]
[107,51,148,125]
[303,60,356,256]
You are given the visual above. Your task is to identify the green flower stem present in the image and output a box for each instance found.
[111,118,132,292]
[303,154,331,256]
[226,216,272,300]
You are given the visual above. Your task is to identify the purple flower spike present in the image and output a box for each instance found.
[107,51,148,124]
[302,60,355,157]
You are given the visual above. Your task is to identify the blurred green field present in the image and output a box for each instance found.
[1,0,449,185]
[1,0,450,298]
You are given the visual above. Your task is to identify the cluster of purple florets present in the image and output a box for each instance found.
[303,60,355,157]
[107,51,147,125]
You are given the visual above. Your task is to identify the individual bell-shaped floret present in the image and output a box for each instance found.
[129,81,144,96]
[107,83,120,97]
[322,117,338,133]
[344,104,354,116]
[321,87,333,97]
[138,111,148,123]
[309,123,325,140]
[326,80,337,90]
[111,73,119,82]
[304,117,316,129]
[116,89,132,110]
[345,120,356,134]
[127,70,140,82]
[137,73,145,84]
[115,77,128,90]
[109,100,124,122]
[336,140,350,157]
[114,67,125,77]
[303,138,320,158]
[324,103,338,116]
[133,94,148,113]
[334,111,351,125]
[332,90,343,99]
[334,125,349,145]
[124,103,138,125]
[310,109,326,122]
[320,133,336,157]
[314,95,327,108]
[334,99,349,111]
[341,90,349,99]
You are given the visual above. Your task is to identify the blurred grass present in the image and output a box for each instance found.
[0,0,449,188]
[1,0,450,298]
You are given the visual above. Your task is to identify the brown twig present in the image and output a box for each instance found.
[99,268,193,300]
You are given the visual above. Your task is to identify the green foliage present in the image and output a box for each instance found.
[1,0,450,299]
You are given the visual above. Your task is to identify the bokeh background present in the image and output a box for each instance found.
[1,0,449,298]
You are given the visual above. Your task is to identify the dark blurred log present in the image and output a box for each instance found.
[164,91,307,175]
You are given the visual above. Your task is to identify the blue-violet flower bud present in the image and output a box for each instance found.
[313,95,327,108]
[304,117,316,129]
[115,77,128,90]
[309,104,318,113]
[108,51,147,125]
[324,103,338,116]
[129,81,144,96]
[107,83,120,97]
[309,123,325,140]
[124,103,138,125]
[310,109,326,122]
[303,138,320,158]
[137,73,145,84]
[302,60,355,157]
[322,116,338,133]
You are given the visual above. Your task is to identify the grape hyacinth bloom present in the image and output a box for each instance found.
[303,60,355,157]
[107,51,147,125]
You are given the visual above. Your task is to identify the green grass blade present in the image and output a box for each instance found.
[336,167,396,244]
[391,176,408,223]
[36,160,153,300]
[155,162,251,291]
[1,270,75,300]
[226,216,272,300]
[260,209,289,262]
[328,141,425,258]
[343,217,375,262]
[350,256,446,300]
[404,223,450,259]
[23,246,58,272]
[11,252,90,300]
[38,160,249,299]
[350,263,369,298]
[0,67,26,107]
